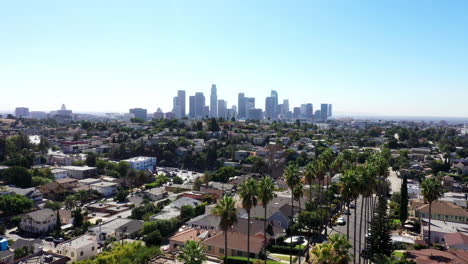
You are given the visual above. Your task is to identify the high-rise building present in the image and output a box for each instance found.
[195,92,206,118]
[15,107,29,118]
[315,110,321,121]
[328,104,332,117]
[210,84,217,118]
[300,104,313,119]
[265,97,276,119]
[271,90,278,118]
[217,99,227,119]
[189,96,196,118]
[293,107,301,119]
[177,90,186,117]
[129,108,147,121]
[320,104,328,121]
[237,93,246,119]
[154,108,164,119]
[248,108,263,121]
[282,99,289,115]
[172,90,186,119]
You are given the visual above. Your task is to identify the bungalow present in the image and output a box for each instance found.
[203,231,264,259]
[55,235,98,262]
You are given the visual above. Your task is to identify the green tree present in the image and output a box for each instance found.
[368,197,393,259]
[211,196,237,259]
[117,161,130,178]
[0,194,34,215]
[399,174,408,223]
[173,176,183,184]
[258,176,275,263]
[421,178,443,245]
[180,205,196,220]
[177,240,207,264]
[2,166,32,188]
[310,234,352,264]
[86,152,97,167]
[339,170,359,239]
[72,208,84,228]
[238,177,258,263]
[115,189,129,202]
[44,201,62,211]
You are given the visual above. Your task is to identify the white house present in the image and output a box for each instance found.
[51,168,68,180]
[122,156,157,171]
[90,182,118,197]
[56,235,98,262]
[20,209,57,234]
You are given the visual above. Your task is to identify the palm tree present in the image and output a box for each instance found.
[238,177,259,263]
[258,176,275,264]
[310,234,352,264]
[284,163,300,264]
[319,150,335,232]
[312,159,327,233]
[357,164,375,264]
[293,181,304,264]
[177,240,207,264]
[421,178,443,245]
[303,161,316,249]
[211,195,238,259]
[339,170,358,240]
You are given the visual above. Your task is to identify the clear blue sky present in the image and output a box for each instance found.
[1,0,468,117]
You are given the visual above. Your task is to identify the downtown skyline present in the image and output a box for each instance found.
[2,1,468,117]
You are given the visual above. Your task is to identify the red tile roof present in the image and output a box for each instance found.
[406,249,468,264]
[445,232,468,247]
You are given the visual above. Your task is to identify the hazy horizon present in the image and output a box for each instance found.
[2,1,468,117]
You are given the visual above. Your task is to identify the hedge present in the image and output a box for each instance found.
[225,256,281,264]
[267,245,303,255]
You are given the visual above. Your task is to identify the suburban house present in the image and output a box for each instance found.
[405,249,468,264]
[202,231,264,259]
[20,209,57,235]
[187,214,221,230]
[5,187,43,204]
[444,232,468,251]
[142,187,168,202]
[421,219,468,244]
[168,228,203,251]
[60,166,97,179]
[55,235,98,262]
[90,181,118,196]
[50,168,68,180]
[88,218,143,242]
[415,200,468,224]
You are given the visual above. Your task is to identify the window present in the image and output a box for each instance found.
[92,247,95,251]
[219,248,224,254]
[71,252,74,257]
[237,250,243,256]
[208,246,212,251]
[81,251,83,256]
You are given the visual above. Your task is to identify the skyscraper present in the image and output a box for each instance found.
[217,99,227,119]
[172,90,186,119]
[282,99,289,115]
[178,90,186,117]
[195,92,206,118]
[238,93,246,119]
[271,90,278,118]
[15,107,29,118]
[210,84,217,118]
[129,108,147,121]
[189,96,196,118]
[320,104,328,121]
[328,104,332,117]
[265,96,276,119]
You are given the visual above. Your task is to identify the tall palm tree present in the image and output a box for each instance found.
[339,170,358,240]
[238,177,259,263]
[293,181,304,264]
[303,161,316,249]
[258,176,275,264]
[319,149,335,232]
[357,164,375,264]
[421,178,443,245]
[177,240,207,264]
[211,195,238,259]
[284,163,300,264]
[312,159,327,233]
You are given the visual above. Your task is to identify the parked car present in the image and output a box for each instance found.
[349,203,356,209]
[343,209,351,215]
[337,217,346,225]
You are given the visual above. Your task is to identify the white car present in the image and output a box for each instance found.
[337,217,346,225]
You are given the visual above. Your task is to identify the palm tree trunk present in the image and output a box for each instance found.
[428,202,432,245]
[353,197,358,264]
[308,182,313,249]
[297,198,301,264]
[264,205,267,264]
[290,193,294,264]
[358,196,364,264]
[346,201,350,240]
[247,210,251,263]
[224,230,228,260]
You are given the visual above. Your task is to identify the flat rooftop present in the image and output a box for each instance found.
[59,235,96,249]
